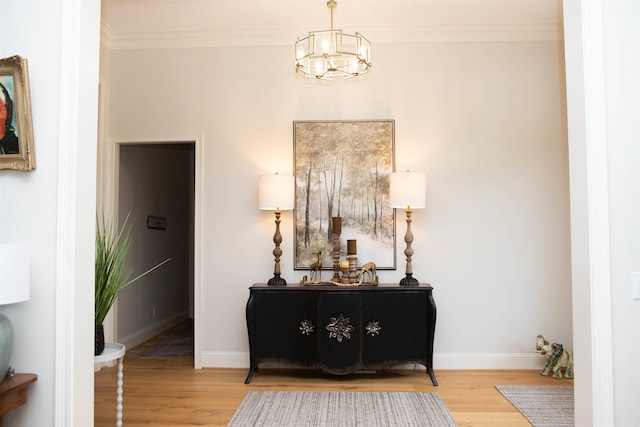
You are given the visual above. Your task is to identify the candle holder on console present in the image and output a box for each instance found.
[346,239,358,283]
[389,170,426,286]
[340,261,350,283]
[259,173,295,286]
[331,217,342,282]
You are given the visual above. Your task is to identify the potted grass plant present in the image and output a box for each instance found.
[95,212,170,355]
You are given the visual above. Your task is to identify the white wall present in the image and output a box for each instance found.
[0,0,99,425]
[103,40,572,369]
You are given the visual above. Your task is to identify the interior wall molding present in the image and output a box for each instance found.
[103,133,205,370]
[100,22,563,51]
[580,0,615,424]
[200,351,544,371]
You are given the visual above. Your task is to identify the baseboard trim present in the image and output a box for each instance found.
[198,351,544,371]
[200,351,249,368]
[433,352,543,370]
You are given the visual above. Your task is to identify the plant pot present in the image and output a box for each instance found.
[95,324,105,356]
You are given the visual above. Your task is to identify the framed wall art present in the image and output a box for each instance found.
[0,55,35,171]
[294,120,396,270]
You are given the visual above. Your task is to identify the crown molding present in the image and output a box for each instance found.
[101,22,563,51]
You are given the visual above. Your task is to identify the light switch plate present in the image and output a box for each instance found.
[632,272,640,300]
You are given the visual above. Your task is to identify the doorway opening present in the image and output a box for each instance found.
[116,142,196,361]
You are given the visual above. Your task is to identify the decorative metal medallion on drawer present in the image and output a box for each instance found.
[299,319,315,335]
[365,320,382,336]
[326,314,354,343]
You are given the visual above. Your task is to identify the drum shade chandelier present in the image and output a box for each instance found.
[295,0,372,80]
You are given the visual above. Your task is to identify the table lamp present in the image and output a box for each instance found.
[0,243,30,381]
[259,173,295,286]
[389,171,426,286]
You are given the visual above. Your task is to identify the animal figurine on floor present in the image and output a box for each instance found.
[535,334,574,379]
[357,262,377,284]
[309,252,322,282]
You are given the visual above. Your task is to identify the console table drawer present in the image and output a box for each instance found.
[361,291,430,366]
[317,292,361,372]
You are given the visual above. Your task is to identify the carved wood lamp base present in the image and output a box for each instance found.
[399,273,419,286]
[267,274,287,286]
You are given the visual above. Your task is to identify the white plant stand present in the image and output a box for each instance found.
[94,343,126,427]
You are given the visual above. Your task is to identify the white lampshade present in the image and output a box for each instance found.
[259,173,295,211]
[0,243,30,305]
[389,171,426,209]
[0,243,30,382]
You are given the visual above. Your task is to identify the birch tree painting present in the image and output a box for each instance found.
[293,121,396,270]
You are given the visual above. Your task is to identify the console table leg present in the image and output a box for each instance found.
[244,366,256,384]
[427,367,439,386]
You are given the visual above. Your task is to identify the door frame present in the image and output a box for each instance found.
[100,133,205,369]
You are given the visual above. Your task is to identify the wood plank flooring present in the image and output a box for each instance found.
[95,324,573,426]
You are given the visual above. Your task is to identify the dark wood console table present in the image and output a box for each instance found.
[245,283,438,386]
[0,373,37,427]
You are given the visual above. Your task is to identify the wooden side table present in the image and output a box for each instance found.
[95,343,126,427]
[0,373,37,427]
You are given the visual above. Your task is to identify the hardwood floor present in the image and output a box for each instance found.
[95,325,573,426]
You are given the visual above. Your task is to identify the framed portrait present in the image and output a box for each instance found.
[0,55,35,171]
[294,120,396,270]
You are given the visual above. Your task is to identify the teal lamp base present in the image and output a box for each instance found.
[0,313,14,381]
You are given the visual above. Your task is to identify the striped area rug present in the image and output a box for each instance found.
[496,385,574,427]
[227,391,457,427]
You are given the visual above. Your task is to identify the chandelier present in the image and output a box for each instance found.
[295,0,372,80]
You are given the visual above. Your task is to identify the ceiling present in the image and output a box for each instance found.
[101,0,564,49]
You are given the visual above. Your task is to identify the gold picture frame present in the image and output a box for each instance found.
[294,120,396,270]
[0,55,35,171]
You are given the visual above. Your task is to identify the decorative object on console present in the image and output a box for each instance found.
[331,217,341,281]
[309,251,322,282]
[346,239,358,283]
[535,334,574,379]
[0,243,30,382]
[300,227,379,286]
[346,239,356,255]
[390,171,426,286]
[357,262,377,284]
[294,0,372,80]
[259,173,295,286]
